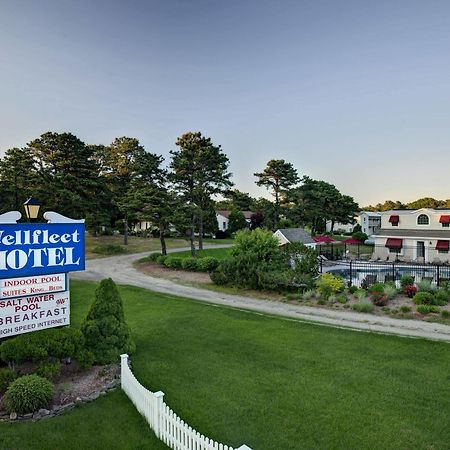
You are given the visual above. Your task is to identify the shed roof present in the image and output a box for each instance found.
[276,228,315,245]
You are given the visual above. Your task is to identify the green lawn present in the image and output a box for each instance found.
[1,280,449,450]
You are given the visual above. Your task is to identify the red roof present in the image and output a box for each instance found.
[436,240,449,250]
[385,238,403,249]
[388,215,400,223]
[342,238,362,245]
[439,215,450,224]
[313,235,335,243]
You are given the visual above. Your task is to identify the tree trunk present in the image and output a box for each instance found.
[198,210,204,251]
[189,229,196,257]
[274,190,279,230]
[159,227,167,255]
[124,213,128,245]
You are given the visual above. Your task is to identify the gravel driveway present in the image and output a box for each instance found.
[72,246,450,342]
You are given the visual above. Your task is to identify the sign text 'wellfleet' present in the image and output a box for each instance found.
[0,223,85,278]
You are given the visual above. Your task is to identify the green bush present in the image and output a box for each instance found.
[231,229,282,264]
[417,280,435,292]
[147,253,162,262]
[417,304,440,315]
[347,286,358,294]
[354,289,367,301]
[352,299,374,313]
[370,292,389,307]
[181,257,198,271]
[400,305,412,313]
[441,310,450,318]
[163,256,183,269]
[81,278,135,364]
[352,231,368,243]
[210,255,261,289]
[0,368,18,395]
[413,292,435,305]
[337,295,348,304]
[368,283,385,294]
[4,375,54,414]
[283,242,319,276]
[400,275,415,288]
[302,289,316,300]
[91,244,124,255]
[156,255,167,265]
[36,361,61,381]
[0,328,88,368]
[383,284,398,300]
[434,289,450,306]
[196,257,219,272]
[316,273,345,298]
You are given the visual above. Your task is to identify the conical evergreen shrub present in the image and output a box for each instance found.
[81,278,135,364]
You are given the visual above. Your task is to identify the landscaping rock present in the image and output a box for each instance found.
[9,412,17,420]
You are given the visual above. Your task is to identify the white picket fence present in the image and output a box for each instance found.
[120,354,252,450]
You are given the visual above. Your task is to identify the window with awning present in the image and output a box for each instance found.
[439,216,450,227]
[385,238,403,249]
[435,240,449,251]
[388,215,399,225]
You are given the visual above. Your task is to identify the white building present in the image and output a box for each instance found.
[372,208,450,263]
[273,228,317,248]
[359,212,381,236]
[216,210,252,231]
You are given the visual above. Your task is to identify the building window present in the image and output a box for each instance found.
[417,214,429,225]
[223,222,226,230]
[438,249,449,254]
[443,223,449,228]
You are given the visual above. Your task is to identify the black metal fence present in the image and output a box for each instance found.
[319,260,450,288]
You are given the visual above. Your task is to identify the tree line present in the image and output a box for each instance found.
[0,131,360,254]
[363,197,450,211]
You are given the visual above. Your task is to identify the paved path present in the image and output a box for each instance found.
[73,247,450,342]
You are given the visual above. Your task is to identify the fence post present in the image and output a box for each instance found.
[120,354,129,389]
[154,390,165,438]
[349,260,353,287]
[392,264,395,283]
[437,265,440,287]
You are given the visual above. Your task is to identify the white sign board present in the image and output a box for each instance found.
[0,290,70,338]
[0,273,67,299]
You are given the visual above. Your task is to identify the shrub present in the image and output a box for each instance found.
[383,284,398,300]
[283,242,319,276]
[147,253,162,262]
[316,273,345,298]
[441,281,450,292]
[352,231,368,243]
[4,375,54,414]
[413,292,435,305]
[0,368,18,395]
[417,305,440,315]
[434,289,450,306]
[81,278,135,364]
[196,257,219,272]
[337,295,348,304]
[231,229,282,264]
[371,291,389,307]
[368,283,385,294]
[352,299,374,313]
[417,280,435,292]
[441,310,450,318]
[400,305,412,313]
[91,244,124,255]
[354,289,367,301]
[156,255,167,265]
[181,257,198,271]
[0,328,87,368]
[164,257,183,269]
[347,286,358,294]
[400,275,415,288]
[404,285,417,298]
[36,361,61,381]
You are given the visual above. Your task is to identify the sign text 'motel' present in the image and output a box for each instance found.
[0,223,85,278]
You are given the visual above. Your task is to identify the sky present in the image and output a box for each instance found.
[1,0,450,207]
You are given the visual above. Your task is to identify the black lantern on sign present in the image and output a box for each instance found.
[23,197,41,222]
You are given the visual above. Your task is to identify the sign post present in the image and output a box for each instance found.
[0,210,85,338]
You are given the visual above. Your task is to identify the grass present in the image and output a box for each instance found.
[1,281,450,449]
[85,235,230,259]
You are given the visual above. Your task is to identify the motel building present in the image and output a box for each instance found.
[372,208,450,263]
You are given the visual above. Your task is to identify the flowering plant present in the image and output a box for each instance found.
[404,284,417,298]
[370,291,389,306]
